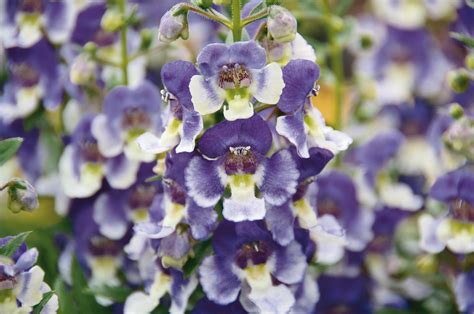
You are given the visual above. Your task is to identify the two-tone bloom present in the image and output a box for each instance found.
[0,0,76,48]
[189,41,285,121]
[134,151,217,241]
[199,221,307,313]
[0,39,62,123]
[419,166,474,254]
[275,59,352,158]
[185,115,299,222]
[0,236,58,313]
[59,115,140,198]
[137,61,203,154]
[92,81,162,162]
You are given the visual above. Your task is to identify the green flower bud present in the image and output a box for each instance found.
[448,69,470,93]
[158,5,189,43]
[6,178,39,213]
[449,103,464,120]
[359,34,373,50]
[466,53,474,70]
[70,54,96,85]
[267,5,297,43]
[83,42,98,55]
[101,10,124,33]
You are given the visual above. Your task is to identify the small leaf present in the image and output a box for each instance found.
[0,137,23,166]
[0,231,31,257]
[183,238,213,278]
[32,291,55,314]
[450,32,474,48]
[83,285,133,303]
[249,1,266,16]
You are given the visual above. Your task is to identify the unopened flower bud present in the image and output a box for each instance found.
[70,54,96,85]
[139,29,153,50]
[6,178,39,213]
[443,115,474,160]
[448,69,470,93]
[449,103,464,120]
[83,42,98,55]
[158,5,189,43]
[267,5,297,43]
[101,10,124,33]
[359,34,373,50]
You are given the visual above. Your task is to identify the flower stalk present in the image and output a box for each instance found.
[232,0,242,42]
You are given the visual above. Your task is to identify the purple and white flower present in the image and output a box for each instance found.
[59,115,140,198]
[185,115,299,222]
[0,0,77,48]
[92,81,162,162]
[0,39,62,123]
[275,59,352,158]
[199,221,307,313]
[137,61,203,154]
[189,41,285,121]
[0,236,58,313]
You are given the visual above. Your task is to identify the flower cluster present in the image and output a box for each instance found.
[1,0,474,313]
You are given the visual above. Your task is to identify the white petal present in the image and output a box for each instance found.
[59,146,103,198]
[93,194,129,240]
[379,182,423,211]
[136,132,169,154]
[223,96,254,121]
[14,266,45,307]
[418,214,445,254]
[250,63,285,104]
[105,158,140,190]
[91,114,123,158]
[124,292,159,314]
[190,75,225,116]
[223,197,266,222]
[248,285,295,314]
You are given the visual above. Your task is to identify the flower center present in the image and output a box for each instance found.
[163,178,187,205]
[218,64,252,89]
[89,236,121,256]
[224,146,259,175]
[10,63,40,87]
[18,0,43,13]
[128,185,157,209]
[317,199,341,219]
[121,107,151,132]
[451,199,474,223]
[80,140,105,164]
[235,241,272,269]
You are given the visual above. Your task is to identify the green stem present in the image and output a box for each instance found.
[232,0,242,42]
[176,4,232,29]
[118,0,129,85]
[241,9,268,27]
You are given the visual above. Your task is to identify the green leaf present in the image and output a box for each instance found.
[183,238,213,278]
[0,231,31,257]
[32,291,55,314]
[0,137,23,167]
[450,32,474,48]
[83,285,132,303]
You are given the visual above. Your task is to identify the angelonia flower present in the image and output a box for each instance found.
[0,236,58,313]
[189,41,285,120]
[5,177,39,213]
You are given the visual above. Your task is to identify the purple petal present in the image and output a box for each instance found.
[228,41,267,70]
[292,147,334,182]
[186,200,218,240]
[197,43,231,77]
[455,270,474,313]
[272,242,306,284]
[276,109,309,158]
[260,149,299,206]
[277,59,320,113]
[265,202,295,246]
[199,256,241,305]
[176,108,203,153]
[198,115,272,158]
[185,157,225,208]
[430,170,462,203]
[162,61,198,110]
[158,231,191,260]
